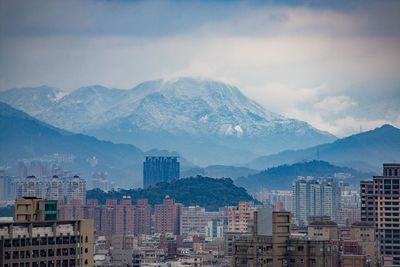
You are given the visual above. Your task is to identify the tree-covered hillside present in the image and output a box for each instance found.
[236,160,374,192]
[87,176,257,211]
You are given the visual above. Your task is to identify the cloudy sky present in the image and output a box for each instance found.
[0,0,399,137]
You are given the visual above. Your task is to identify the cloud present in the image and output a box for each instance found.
[314,96,357,114]
[0,0,399,137]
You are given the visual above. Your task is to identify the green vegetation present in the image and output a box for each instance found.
[87,176,257,211]
[236,160,373,192]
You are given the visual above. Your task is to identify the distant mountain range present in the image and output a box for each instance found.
[247,124,400,172]
[181,165,258,180]
[0,78,336,165]
[236,160,374,192]
[87,176,257,211]
[0,102,188,188]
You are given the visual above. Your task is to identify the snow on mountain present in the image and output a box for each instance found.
[0,77,336,165]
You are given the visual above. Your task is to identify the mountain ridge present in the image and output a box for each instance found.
[247,124,400,172]
[0,77,335,166]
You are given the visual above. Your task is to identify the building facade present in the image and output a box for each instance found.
[360,163,400,266]
[0,219,94,267]
[143,156,180,189]
[292,177,334,225]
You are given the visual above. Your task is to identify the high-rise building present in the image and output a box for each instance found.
[154,196,182,234]
[65,175,86,204]
[360,163,400,266]
[134,199,151,235]
[227,201,256,233]
[15,176,45,199]
[143,156,180,189]
[15,175,87,204]
[292,177,334,225]
[115,196,135,235]
[46,176,64,201]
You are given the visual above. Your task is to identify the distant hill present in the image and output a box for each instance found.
[0,78,335,166]
[0,102,142,187]
[181,165,258,179]
[247,125,400,172]
[236,160,374,192]
[87,176,257,211]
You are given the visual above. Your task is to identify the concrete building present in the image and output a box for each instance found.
[135,199,151,235]
[15,197,58,222]
[307,220,338,240]
[292,177,334,225]
[143,156,180,189]
[360,163,400,266]
[232,211,339,267]
[227,201,255,233]
[180,206,219,236]
[155,196,182,235]
[65,175,86,204]
[0,219,94,267]
[205,218,225,241]
[341,221,378,267]
[115,196,135,235]
[15,175,87,204]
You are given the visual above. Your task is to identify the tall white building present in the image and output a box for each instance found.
[65,175,86,204]
[292,177,333,225]
[15,176,45,199]
[15,175,86,204]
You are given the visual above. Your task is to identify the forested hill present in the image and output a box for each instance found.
[236,160,374,192]
[87,176,257,211]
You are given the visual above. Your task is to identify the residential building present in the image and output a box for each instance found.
[227,201,255,233]
[155,196,182,235]
[292,177,334,225]
[65,175,86,204]
[135,199,151,235]
[143,156,180,189]
[0,219,94,267]
[360,163,400,266]
[232,210,338,267]
[115,196,135,235]
[180,206,219,236]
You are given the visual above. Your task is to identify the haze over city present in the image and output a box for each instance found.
[1,1,400,266]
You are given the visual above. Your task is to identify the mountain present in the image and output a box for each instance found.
[181,165,258,180]
[236,160,374,192]
[247,124,400,172]
[0,78,336,165]
[0,102,144,187]
[87,176,258,211]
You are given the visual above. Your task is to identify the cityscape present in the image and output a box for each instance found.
[1,1,400,267]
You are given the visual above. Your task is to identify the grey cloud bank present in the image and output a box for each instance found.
[0,0,399,137]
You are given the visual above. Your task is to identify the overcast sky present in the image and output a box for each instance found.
[0,0,399,137]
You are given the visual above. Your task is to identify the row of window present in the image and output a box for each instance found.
[4,248,77,260]
[4,259,77,267]
[3,236,89,247]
